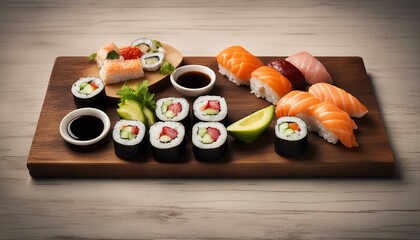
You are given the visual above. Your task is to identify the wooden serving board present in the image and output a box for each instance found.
[27,56,395,178]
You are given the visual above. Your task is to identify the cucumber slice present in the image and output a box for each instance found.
[164,110,175,118]
[203,108,220,115]
[161,100,172,113]
[159,135,172,143]
[198,128,207,137]
[120,129,130,139]
[284,128,295,137]
[201,133,214,144]
[279,122,289,133]
[128,133,136,140]
[80,84,94,94]
[79,82,89,90]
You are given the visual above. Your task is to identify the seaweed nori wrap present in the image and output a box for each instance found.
[149,122,186,163]
[71,76,106,109]
[274,116,308,157]
[192,122,228,162]
[113,120,147,161]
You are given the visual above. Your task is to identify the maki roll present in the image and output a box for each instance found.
[155,97,190,128]
[113,120,147,161]
[192,122,228,162]
[71,76,106,109]
[193,96,228,125]
[131,38,158,53]
[149,122,186,162]
[274,116,308,157]
[140,52,164,71]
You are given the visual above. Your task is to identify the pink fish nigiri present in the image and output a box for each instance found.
[309,83,368,118]
[286,52,333,85]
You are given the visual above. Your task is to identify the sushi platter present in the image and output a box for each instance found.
[27,53,395,178]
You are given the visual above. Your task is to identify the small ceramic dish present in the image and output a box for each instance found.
[59,108,111,146]
[170,65,216,97]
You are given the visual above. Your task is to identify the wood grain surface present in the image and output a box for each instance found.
[27,56,394,178]
[1,0,419,239]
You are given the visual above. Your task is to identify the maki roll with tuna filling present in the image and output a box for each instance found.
[113,120,147,161]
[192,122,228,162]
[71,77,106,109]
[149,122,186,162]
[156,97,190,128]
[274,116,308,157]
[193,96,228,125]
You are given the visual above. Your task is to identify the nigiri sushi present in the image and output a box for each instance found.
[275,91,321,118]
[286,52,333,85]
[308,83,368,118]
[217,46,264,86]
[250,66,293,104]
[275,90,358,148]
[268,59,307,91]
[95,42,121,68]
[99,59,144,85]
[308,102,358,148]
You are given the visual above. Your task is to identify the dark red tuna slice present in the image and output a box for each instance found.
[268,59,307,91]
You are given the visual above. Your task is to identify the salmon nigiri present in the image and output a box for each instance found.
[308,83,368,118]
[217,46,264,86]
[286,52,333,85]
[275,90,321,118]
[250,66,293,104]
[308,102,358,148]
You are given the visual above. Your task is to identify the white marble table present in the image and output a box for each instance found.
[1,1,419,239]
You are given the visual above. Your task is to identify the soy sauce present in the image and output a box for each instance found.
[67,115,104,140]
[177,71,211,89]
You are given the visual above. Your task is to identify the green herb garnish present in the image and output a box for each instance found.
[159,60,175,75]
[87,52,97,62]
[153,39,162,48]
[117,80,156,111]
[107,50,120,60]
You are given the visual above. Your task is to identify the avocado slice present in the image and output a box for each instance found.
[226,105,274,144]
[142,106,156,128]
[117,99,146,123]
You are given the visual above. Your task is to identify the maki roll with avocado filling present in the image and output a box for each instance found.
[156,97,190,128]
[274,116,308,157]
[140,52,164,71]
[149,122,186,162]
[193,96,228,125]
[71,77,106,109]
[113,120,147,161]
[192,122,228,162]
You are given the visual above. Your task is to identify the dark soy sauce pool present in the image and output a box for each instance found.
[177,71,211,89]
[67,115,104,140]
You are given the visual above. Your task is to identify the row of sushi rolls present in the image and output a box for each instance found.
[70,37,368,162]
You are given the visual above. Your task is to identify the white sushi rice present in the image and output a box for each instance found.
[155,97,190,122]
[192,122,227,149]
[294,113,340,144]
[112,120,146,146]
[149,121,185,149]
[71,77,104,99]
[193,95,228,122]
[250,77,281,105]
[218,64,249,86]
[275,117,308,141]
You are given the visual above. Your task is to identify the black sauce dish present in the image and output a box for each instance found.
[60,108,111,151]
